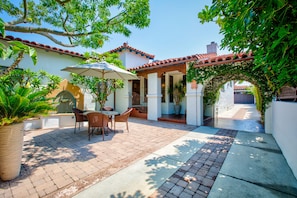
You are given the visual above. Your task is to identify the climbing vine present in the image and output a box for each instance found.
[187,60,275,120]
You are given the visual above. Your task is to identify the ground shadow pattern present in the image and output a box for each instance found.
[149,129,237,198]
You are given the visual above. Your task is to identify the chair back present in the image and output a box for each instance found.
[87,112,109,127]
[121,108,133,116]
[116,108,133,122]
[73,108,87,122]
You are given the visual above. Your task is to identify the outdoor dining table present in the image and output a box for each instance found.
[83,110,119,116]
[83,110,119,132]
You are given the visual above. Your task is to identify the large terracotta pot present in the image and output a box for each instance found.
[0,123,24,181]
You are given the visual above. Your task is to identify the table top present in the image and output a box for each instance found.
[83,110,119,116]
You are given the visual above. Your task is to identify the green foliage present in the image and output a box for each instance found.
[168,80,186,105]
[0,69,61,94]
[0,41,38,76]
[0,69,61,126]
[4,41,37,65]
[247,85,262,112]
[198,0,297,91]
[0,0,150,48]
[70,52,124,110]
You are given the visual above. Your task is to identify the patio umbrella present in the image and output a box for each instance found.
[61,61,138,80]
[61,61,138,111]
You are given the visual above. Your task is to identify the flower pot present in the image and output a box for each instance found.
[0,123,24,181]
[174,104,181,115]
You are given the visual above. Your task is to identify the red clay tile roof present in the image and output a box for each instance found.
[234,85,249,90]
[129,53,217,71]
[1,35,84,58]
[195,52,254,67]
[109,42,155,59]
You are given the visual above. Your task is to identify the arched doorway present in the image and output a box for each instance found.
[187,54,275,132]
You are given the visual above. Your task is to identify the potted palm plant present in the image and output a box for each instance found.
[0,69,61,181]
[168,80,186,115]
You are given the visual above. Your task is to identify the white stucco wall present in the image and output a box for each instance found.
[119,50,151,69]
[0,49,82,79]
[216,81,234,115]
[269,101,297,178]
[115,80,132,114]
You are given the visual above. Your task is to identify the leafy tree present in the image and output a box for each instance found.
[0,40,37,76]
[0,0,150,48]
[198,0,297,91]
[0,69,62,126]
[0,0,149,76]
[70,52,125,110]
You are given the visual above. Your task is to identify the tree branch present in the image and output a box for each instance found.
[23,0,27,21]
[55,0,71,6]
[5,24,98,37]
[0,51,24,77]
[36,32,78,47]
[7,0,28,25]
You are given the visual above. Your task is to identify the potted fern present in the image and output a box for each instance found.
[168,80,186,115]
[0,69,61,181]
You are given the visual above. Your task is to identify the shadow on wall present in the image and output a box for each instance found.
[48,79,85,111]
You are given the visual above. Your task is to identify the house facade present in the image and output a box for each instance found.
[0,36,234,125]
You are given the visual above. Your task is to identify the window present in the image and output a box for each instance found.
[144,78,148,103]
[161,75,166,102]
[169,76,173,102]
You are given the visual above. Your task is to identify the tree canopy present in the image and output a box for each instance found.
[198,0,297,91]
[0,0,150,48]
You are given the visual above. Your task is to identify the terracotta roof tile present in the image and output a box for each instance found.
[1,35,84,58]
[234,85,249,90]
[195,52,254,67]
[128,53,217,71]
[109,42,155,59]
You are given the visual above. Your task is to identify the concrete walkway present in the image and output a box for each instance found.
[205,104,265,133]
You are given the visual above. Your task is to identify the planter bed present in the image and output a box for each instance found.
[24,113,77,131]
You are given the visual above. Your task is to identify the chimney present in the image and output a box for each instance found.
[207,41,218,54]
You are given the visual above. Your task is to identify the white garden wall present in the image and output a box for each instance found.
[269,101,297,178]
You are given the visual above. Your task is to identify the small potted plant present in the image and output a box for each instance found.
[168,80,186,115]
[0,69,61,181]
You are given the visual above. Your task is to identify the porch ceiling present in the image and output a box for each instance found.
[136,63,186,78]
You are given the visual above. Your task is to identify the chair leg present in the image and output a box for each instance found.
[88,127,90,141]
[126,121,129,132]
[74,122,77,133]
[102,127,104,141]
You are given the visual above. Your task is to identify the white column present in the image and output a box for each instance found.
[147,73,162,121]
[186,82,204,126]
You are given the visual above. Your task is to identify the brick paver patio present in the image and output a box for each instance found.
[0,118,196,198]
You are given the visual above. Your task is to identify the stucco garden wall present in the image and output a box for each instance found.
[268,101,297,178]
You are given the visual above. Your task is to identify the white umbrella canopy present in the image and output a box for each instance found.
[61,61,138,80]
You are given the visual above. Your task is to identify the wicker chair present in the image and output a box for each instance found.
[114,108,133,132]
[86,112,109,141]
[72,108,88,133]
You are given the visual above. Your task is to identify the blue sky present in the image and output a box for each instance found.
[2,0,230,60]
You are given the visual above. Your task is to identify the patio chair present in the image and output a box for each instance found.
[86,112,109,141]
[114,108,133,132]
[72,108,88,133]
